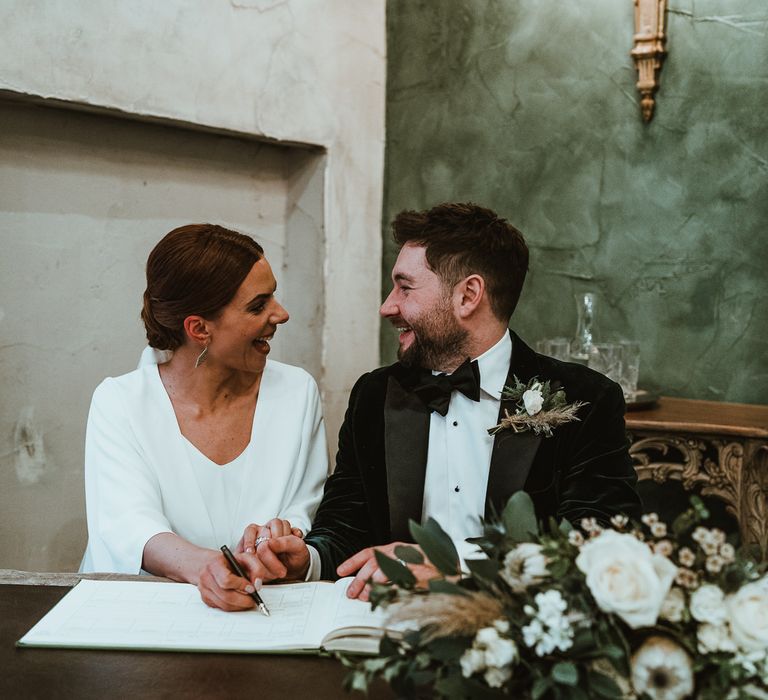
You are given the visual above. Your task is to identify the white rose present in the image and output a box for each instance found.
[500,542,549,592]
[576,530,677,628]
[659,587,686,623]
[690,584,727,625]
[522,388,544,415]
[726,577,768,652]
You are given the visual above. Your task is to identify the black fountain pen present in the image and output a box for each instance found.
[220,545,271,617]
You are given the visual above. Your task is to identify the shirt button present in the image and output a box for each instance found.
[452,420,458,427]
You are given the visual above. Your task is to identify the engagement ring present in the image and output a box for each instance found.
[255,536,271,545]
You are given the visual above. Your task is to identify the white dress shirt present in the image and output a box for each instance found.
[306,331,510,579]
[422,331,510,562]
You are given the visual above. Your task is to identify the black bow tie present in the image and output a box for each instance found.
[409,358,481,416]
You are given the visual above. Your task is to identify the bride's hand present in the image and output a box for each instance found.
[237,518,303,554]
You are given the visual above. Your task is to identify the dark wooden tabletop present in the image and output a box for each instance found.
[2,584,393,700]
[625,396,768,438]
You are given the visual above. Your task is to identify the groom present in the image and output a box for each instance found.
[259,202,641,598]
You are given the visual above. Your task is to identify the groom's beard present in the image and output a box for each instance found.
[397,301,469,371]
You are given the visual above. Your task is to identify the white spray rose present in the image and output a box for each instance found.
[726,577,768,652]
[460,647,485,677]
[522,385,544,415]
[689,584,727,625]
[697,623,736,654]
[659,587,686,623]
[461,624,518,688]
[500,542,549,592]
[576,530,677,628]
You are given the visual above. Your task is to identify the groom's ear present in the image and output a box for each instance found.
[455,274,485,319]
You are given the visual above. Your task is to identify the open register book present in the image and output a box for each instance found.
[18,578,399,655]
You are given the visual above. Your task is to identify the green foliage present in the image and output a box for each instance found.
[345,493,768,699]
[551,662,578,685]
[428,579,469,596]
[409,518,461,576]
[395,544,425,564]
[375,550,416,587]
[586,671,624,699]
[502,491,539,543]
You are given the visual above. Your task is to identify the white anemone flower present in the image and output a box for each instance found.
[631,636,694,700]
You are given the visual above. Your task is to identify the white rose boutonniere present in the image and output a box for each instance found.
[575,530,677,629]
[522,384,544,415]
[489,376,586,438]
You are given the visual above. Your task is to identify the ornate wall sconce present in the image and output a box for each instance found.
[631,0,668,122]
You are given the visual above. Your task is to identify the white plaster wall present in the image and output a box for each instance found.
[0,0,385,571]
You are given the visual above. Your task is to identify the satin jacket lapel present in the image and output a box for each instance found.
[384,374,430,541]
[485,331,543,518]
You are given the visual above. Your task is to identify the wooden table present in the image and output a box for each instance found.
[626,396,768,548]
[1,573,393,700]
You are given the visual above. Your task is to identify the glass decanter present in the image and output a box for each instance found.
[570,292,597,362]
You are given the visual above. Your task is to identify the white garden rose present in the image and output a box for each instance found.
[689,584,727,625]
[575,530,677,628]
[726,577,768,652]
[522,385,544,415]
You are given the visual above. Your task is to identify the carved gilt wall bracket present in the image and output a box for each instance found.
[631,0,668,122]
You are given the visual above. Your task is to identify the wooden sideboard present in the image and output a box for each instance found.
[626,397,768,549]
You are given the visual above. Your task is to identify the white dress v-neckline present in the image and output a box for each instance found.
[150,362,272,546]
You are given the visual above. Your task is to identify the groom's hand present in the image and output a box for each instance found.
[337,542,438,601]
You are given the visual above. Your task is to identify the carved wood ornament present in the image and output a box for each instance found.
[629,431,768,558]
[631,0,668,122]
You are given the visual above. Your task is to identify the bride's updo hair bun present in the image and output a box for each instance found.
[140,224,264,351]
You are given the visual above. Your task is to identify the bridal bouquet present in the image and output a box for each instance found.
[344,494,768,699]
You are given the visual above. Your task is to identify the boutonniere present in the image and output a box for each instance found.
[488,376,587,438]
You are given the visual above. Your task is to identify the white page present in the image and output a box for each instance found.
[329,578,388,630]
[19,579,344,652]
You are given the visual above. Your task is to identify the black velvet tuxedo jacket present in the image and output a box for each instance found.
[305,331,642,579]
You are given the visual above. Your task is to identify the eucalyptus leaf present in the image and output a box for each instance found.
[551,661,579,686]
[502,491,539,542]
[532,677,552,700]
[428,579,470,596]
[587,671,625,699]
[428,635,472,661]
[409,518,461,576]
[409,669,435,686]
[375,550,416,587]
[465,557,500,583]
[394,544,425,564]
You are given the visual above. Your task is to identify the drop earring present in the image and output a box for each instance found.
[194,344,209,368]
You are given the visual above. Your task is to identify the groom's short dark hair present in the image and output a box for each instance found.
[391,202,529,322]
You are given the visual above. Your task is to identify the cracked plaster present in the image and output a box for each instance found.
[0,0,385,572]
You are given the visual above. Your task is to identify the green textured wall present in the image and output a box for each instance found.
[382,0,768,404]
